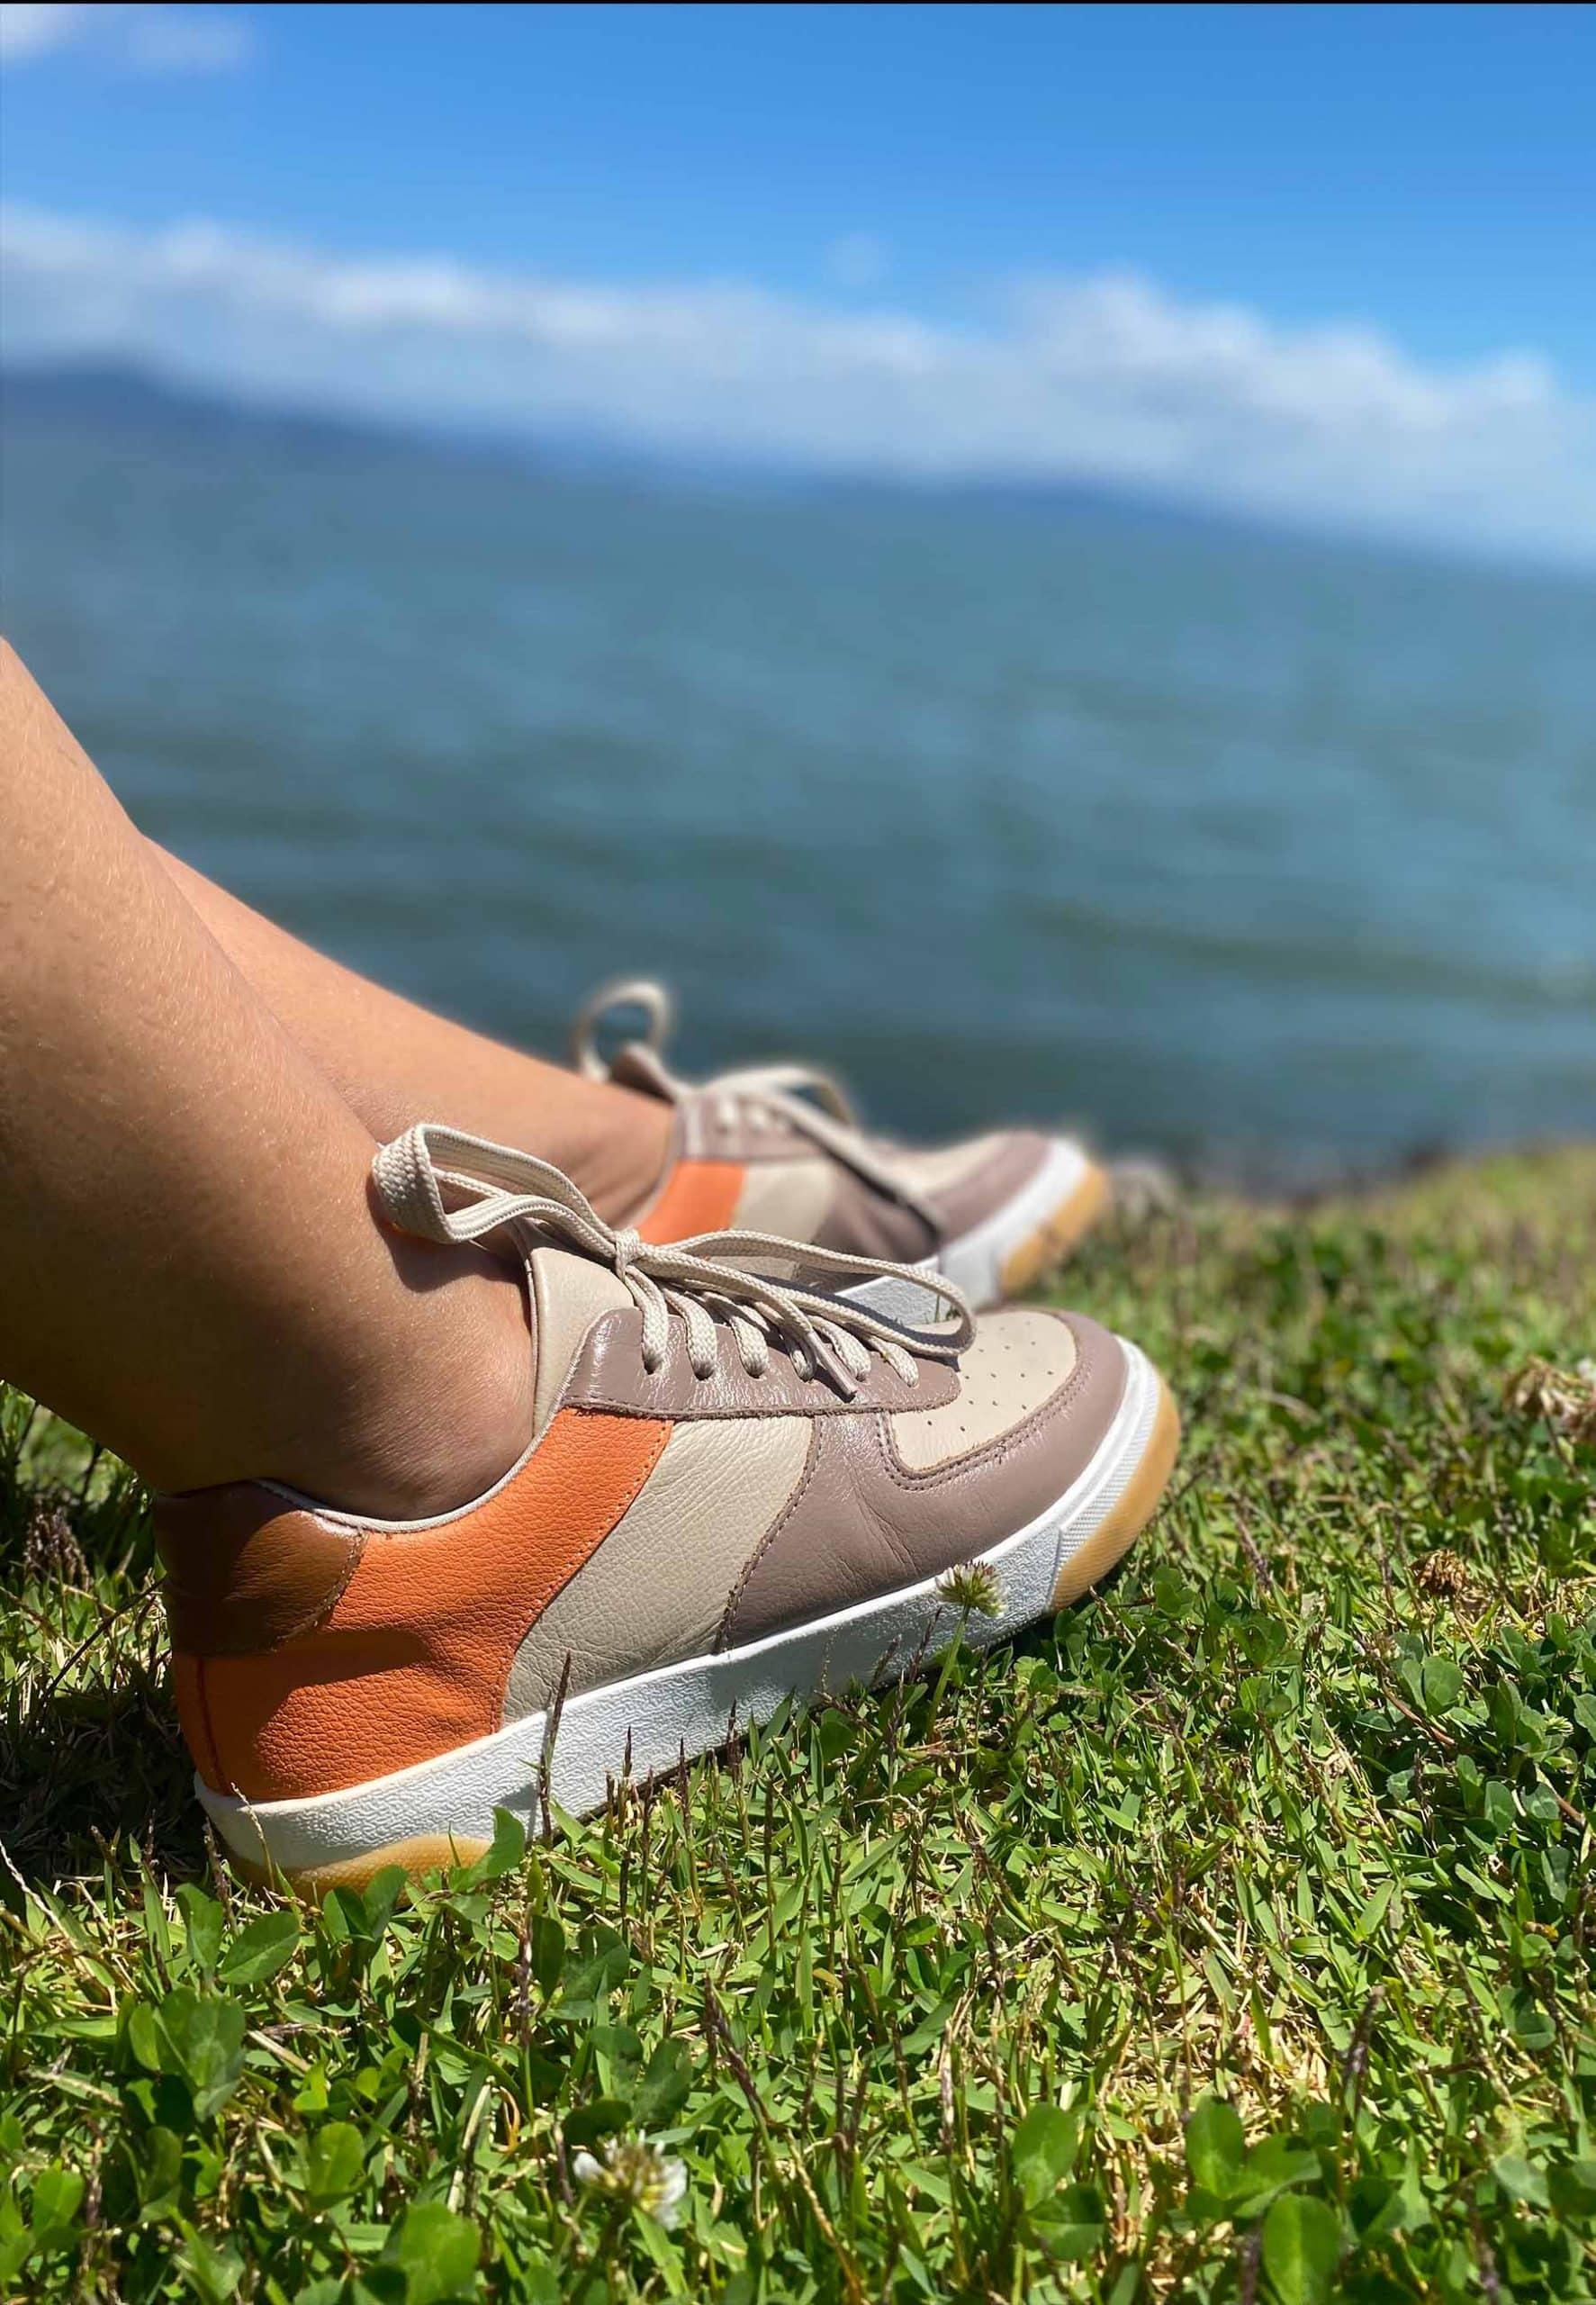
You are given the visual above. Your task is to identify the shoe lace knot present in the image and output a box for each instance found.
[569,976,936,1224]
[371,1122,972,1397]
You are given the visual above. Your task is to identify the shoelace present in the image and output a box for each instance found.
[372,1122,973,1395]
[568,977,936,1225]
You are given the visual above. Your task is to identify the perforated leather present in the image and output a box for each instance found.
[889,1309,1077,1471]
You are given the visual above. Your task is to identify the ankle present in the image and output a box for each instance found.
[561,1089,674,1225]
[288,1254,533,1520]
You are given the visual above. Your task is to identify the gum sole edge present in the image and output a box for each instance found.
[1050,1376,1180,1608]
[998,1160,1112,1297]
[232,1830,491,1899]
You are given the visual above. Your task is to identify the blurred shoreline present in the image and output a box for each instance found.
[1114,1133,1596,1212]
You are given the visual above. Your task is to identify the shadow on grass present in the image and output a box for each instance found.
[0,1639,206,1890]
[0,1407,206,1885]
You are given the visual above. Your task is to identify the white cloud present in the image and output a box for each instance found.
[2,202,1592,562]
[0,4,86,59]
[0,5,253,70]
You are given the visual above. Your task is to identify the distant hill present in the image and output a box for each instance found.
[0,360,516,468]
[5,358,1563,578]
[0,357,1287,545]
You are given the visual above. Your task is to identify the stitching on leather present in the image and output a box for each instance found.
[194,1659,234,1796]
[266,1532,367,1650]
[862,1415,925,1585]
[556,1306,958,1424]
[574,1391,899,1420]
[492,1415,672,1725]
[512,1423,811,1710]
[717,1420,823,1650]
[167,1524,368,1659]
[876,1315,1118,1492]
[876,1376,1067,1494]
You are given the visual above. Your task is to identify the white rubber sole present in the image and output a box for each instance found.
[938,1137,1107,1310]
[198,1339,1175,1888]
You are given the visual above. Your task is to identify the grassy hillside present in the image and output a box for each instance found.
[1,1149,1593,2301]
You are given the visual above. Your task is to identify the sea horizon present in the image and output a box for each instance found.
[5,359,1593,1187]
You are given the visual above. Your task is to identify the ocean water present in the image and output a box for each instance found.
[4,384,1594,1180]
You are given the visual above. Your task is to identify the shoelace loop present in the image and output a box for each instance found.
[569,976,937,1224]
[570,977,675,1081]
[372,1122,973,1397]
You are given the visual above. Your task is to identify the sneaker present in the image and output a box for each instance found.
[572,979,1108,1308]
[156,1125,1177,1892]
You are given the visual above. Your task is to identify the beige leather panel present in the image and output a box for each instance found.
[889,1308,1077,1470]
[676,1091,810,1163]
[732,1157,837,1241]
[506,1414,812,1710]
[530,1248,634,1434]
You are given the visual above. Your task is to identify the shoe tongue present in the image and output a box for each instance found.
[527,1245,635,1433]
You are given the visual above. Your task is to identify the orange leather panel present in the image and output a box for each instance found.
[192,1409,670,1803]
[171,1652,224,1789]
[636,1160,744,1243]
[156,1485,363,1654]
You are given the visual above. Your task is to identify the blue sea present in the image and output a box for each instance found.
[4,375,1593,1181]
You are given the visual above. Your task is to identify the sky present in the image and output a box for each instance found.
[3,4,1595,562]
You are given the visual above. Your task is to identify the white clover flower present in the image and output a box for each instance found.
[573,2136,688,2226]
[938,1559,1001,1619]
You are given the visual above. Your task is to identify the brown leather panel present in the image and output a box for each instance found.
[811,1168,937,1263]
[559,1305,960,1421]
[155,1487,365,1657]
[722,1315,1127,1649]
[184,1409,670,1801]
[920,1132,1050,1240]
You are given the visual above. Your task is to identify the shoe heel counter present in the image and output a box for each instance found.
[155,1485,366,1801]
[157,1412,673,1808]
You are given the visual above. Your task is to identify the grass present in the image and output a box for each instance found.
[2,1146,1595,2302]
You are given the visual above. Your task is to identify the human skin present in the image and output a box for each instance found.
[152,848,672,1225]
[0,639,533,1515]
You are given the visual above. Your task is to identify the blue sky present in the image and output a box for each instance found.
[3,4,1594,558]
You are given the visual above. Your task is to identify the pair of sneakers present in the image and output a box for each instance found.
[158,985,1179,1891]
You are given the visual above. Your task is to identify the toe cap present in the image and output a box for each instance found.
[721,1311,1132,1647]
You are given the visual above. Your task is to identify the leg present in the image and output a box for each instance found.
[0,642,529,1514]
[154,850,672,1224]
